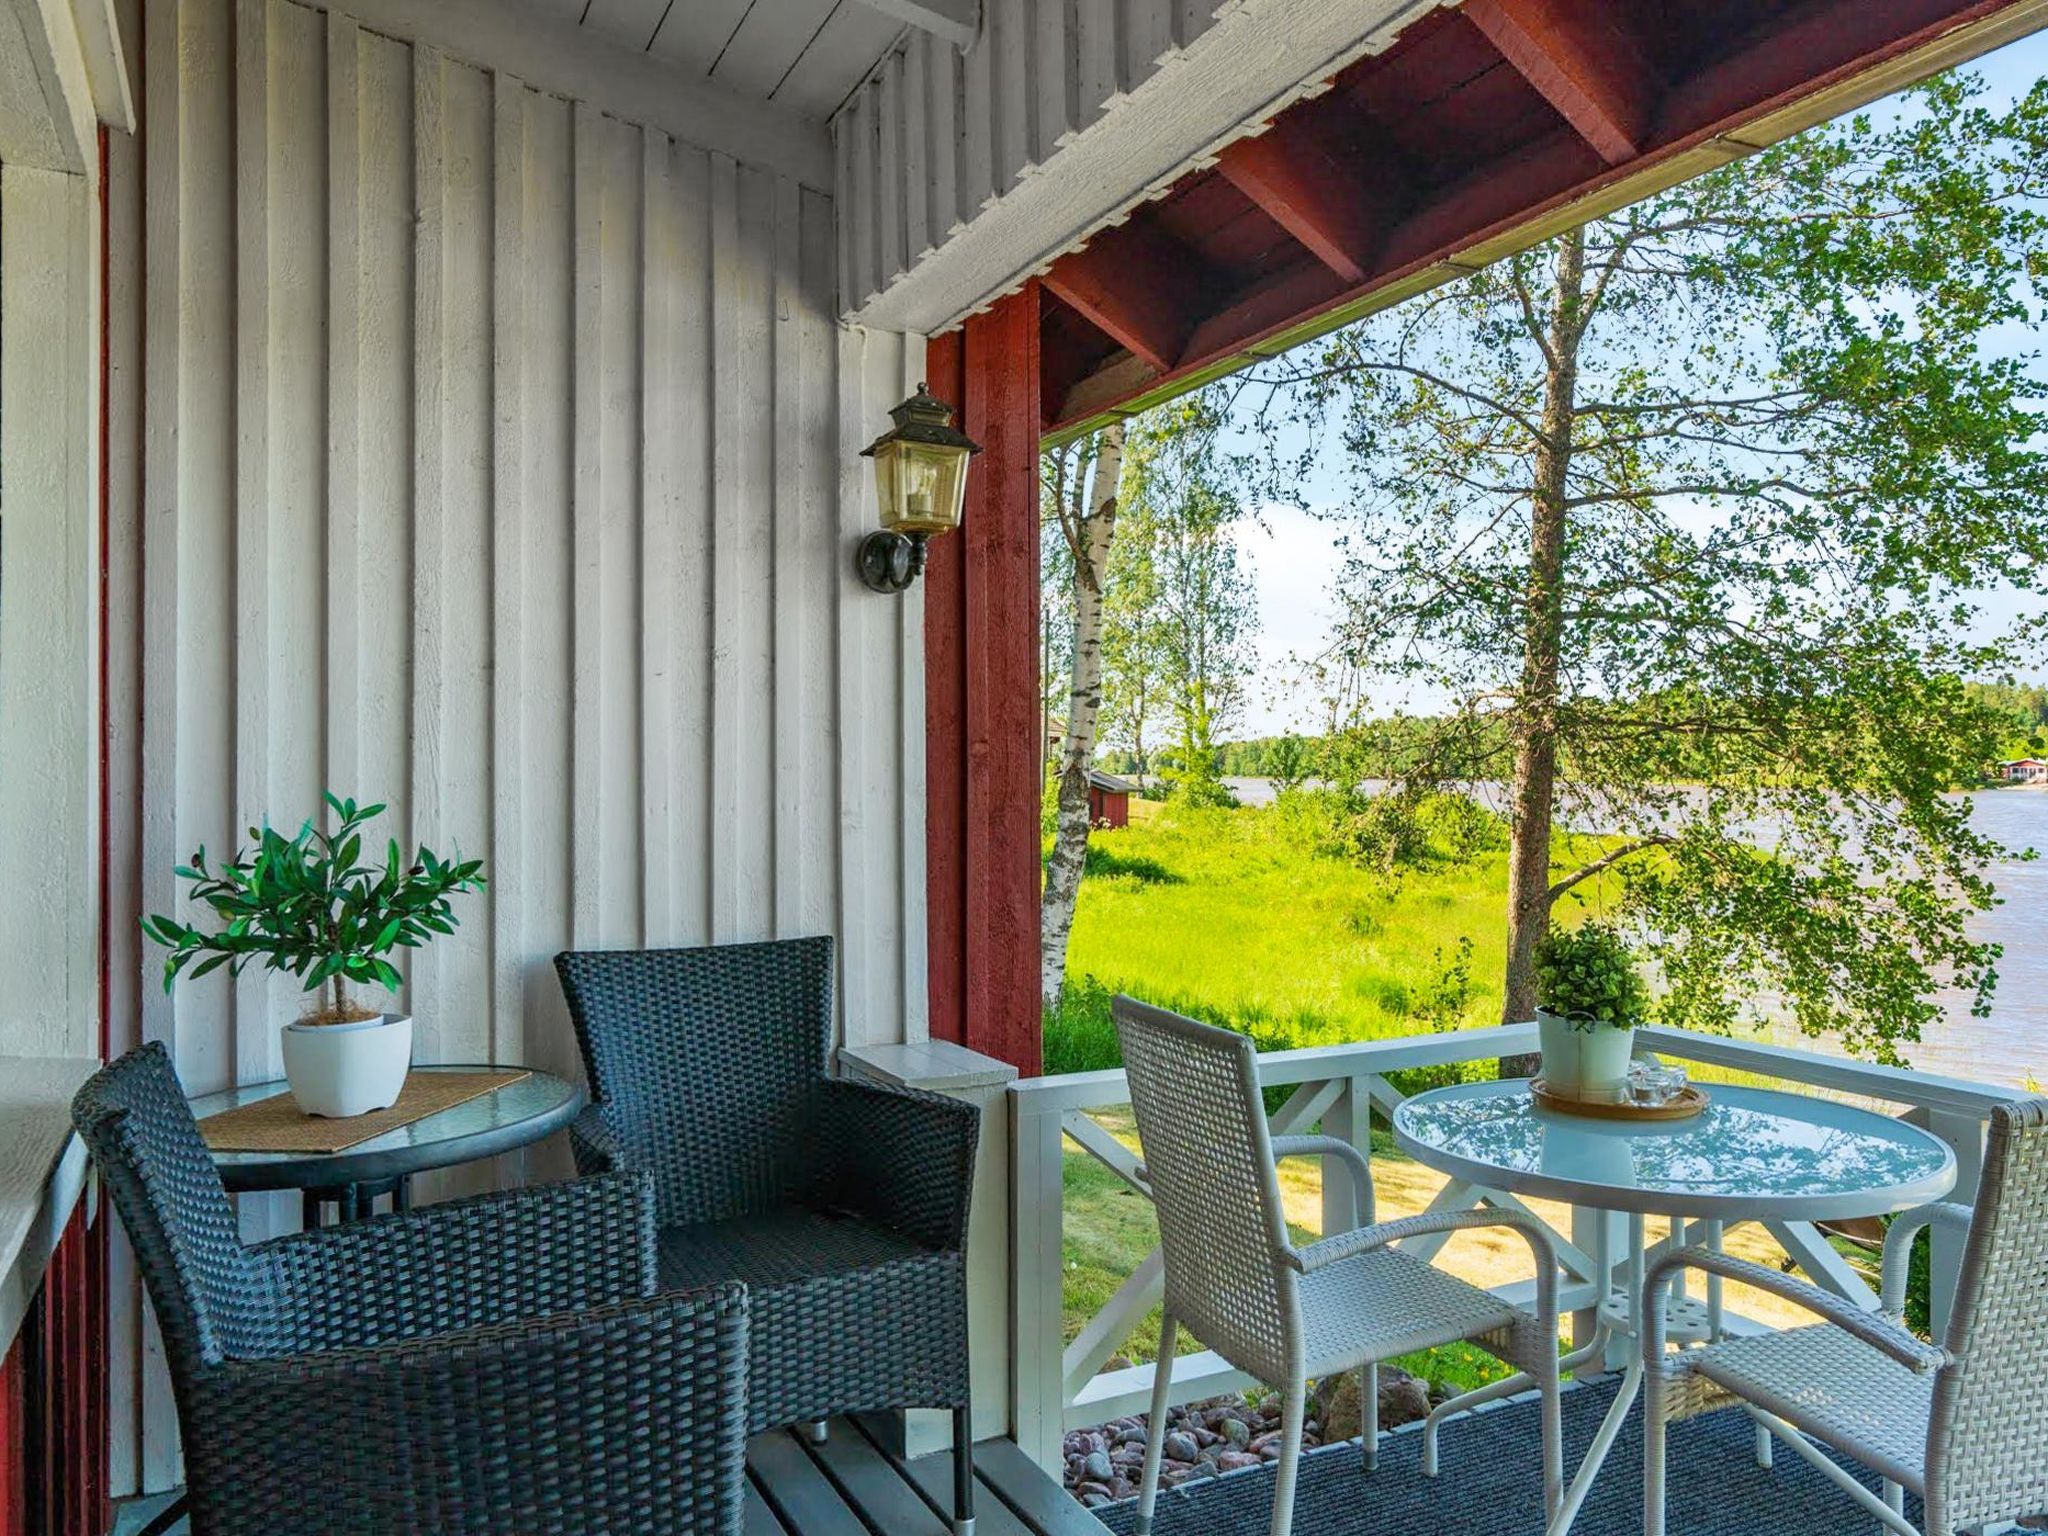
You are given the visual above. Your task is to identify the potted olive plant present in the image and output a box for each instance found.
[1533,923,1648,1098]
[143,794,486,1118]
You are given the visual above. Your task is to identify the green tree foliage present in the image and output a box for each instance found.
[1969,680,2048,757]
[1243,70,2048,1063]
[1120,390,1259,805]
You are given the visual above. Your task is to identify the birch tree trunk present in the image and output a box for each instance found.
[1041,426,1125,1007]
[1500,230,1587,1075]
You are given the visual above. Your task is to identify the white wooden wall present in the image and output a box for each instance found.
[104,0,928,1492]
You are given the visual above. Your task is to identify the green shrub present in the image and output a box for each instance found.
[1532,923,1647,1028]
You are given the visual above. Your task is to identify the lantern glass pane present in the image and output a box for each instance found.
[877,442,967,535]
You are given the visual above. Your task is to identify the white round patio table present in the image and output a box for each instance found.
[1392,1078,1956,1535]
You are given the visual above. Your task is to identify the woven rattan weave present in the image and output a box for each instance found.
[1645,1097,2048,1536]
[74,1042,750,1535]
[1112,996,1563,1536]
[554,936,981,1531]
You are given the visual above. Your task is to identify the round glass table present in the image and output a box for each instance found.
[193,1064,584,1227]
[1392,1078,1956,1534]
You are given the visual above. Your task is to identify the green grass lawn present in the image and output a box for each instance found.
[1049,799,1519,1077]
[1053,798,1548,1398]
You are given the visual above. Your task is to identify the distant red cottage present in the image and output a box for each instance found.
[2000,758,2048,784]
[1088,770,1136,828]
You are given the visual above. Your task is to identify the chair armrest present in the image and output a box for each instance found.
[1880,1202,1973,1319]
[184,1282,748,1536]
[1645,1248,1951,1374]
[1286,1210,1559,1325]
[568,1101,629,1175]
[1269,1136,1375,1228]
[259,1172,658,1351]
[815,1078,979,1252]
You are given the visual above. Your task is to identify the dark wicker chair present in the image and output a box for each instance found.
[74,1042,751,1536]
[554,935,982,1534]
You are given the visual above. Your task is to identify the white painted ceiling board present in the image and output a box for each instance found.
[582,0,672,52]
[648,0,755,71]
[713,0,839,100]
[772,1,903,117]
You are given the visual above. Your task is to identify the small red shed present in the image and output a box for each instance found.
[1088,770,1136,829]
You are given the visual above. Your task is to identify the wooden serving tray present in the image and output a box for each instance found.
[1531,1078,1709,1122]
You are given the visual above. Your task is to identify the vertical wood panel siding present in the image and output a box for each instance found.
[109,0,925,1492]
[834,0,1456,332]
[835,0,1230,318]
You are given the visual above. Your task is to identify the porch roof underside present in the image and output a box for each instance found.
[1036,0,2048,442]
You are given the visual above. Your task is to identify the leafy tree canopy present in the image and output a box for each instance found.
[1237,69,2048,1063]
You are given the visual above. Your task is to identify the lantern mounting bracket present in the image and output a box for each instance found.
[857,530,932,594]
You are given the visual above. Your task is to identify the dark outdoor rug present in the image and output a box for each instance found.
[1094,1376,1922,1536]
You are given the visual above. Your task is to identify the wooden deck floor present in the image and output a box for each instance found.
[747,1415,1109,1536]
[113,1416,1109,1536]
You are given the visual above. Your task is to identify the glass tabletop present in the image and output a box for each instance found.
[192,1065,584,1191]
[1392,1078,1956,1220]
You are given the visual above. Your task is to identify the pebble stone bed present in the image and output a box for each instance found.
[1063,1366,1449,1509]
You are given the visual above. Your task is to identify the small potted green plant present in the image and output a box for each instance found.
[143,794,486,1118]
[1533,923,1647,1098]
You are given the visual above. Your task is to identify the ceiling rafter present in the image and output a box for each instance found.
[1463,0,1660,165]
[1214,107,1400,284]
[1040,217,1219,375]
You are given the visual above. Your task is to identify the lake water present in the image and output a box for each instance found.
[1220,777,2048,1089]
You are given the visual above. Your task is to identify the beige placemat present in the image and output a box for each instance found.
[198,1069,532,1154]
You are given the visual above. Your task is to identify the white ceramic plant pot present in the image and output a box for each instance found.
[1537,1009,1636,1098]
[281,1013,413,1118]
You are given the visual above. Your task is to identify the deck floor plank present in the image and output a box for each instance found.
[742,1480,794,1536]
[849,1412,1090,1536]
[746,1427,870,1534]
[977,1436,1122,1536]
[807,1419,954,1533]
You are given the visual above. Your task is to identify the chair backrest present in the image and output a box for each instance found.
[1928,1097,2048,1532]
[1113,997,1297,1383]
[555,937,835,1227]
[71,1044,284,1378]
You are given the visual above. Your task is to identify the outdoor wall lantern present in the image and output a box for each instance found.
[857,383,981,593]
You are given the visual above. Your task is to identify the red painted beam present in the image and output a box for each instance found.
[926,287,1044,1075]
[1654,0,2006,145]
[1215,111,1393,283]
[1464,0,1659,165]
[1041,219,1206,374]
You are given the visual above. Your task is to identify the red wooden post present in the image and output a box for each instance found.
[925,285,1044,1074]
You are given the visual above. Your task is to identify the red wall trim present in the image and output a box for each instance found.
[1,1210,106,1536]
[925,287,1044,1074]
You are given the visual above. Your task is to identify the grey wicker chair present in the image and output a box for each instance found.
[1113,997,1563,1536]
[554,935,982,1534]
[1645,1097,2048,1536]
[73,1041,750,1536]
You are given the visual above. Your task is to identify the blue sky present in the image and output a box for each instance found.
[1228,32,2048,738]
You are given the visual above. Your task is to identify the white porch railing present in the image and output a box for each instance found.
[1007,1020,2010,1473]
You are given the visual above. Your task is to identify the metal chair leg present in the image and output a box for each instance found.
[1361,1362,1378,1472]
[1643,1367,1667,1536]
[135,1495,191,1536]
[1268,1372,1307,1536]
[1135,1315,1178,1536]
[953,1405,975,1536]
[804,1420,829,1445]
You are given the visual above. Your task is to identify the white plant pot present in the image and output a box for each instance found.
[1536,1009,1635,1098]
[281,1013,413,1118]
